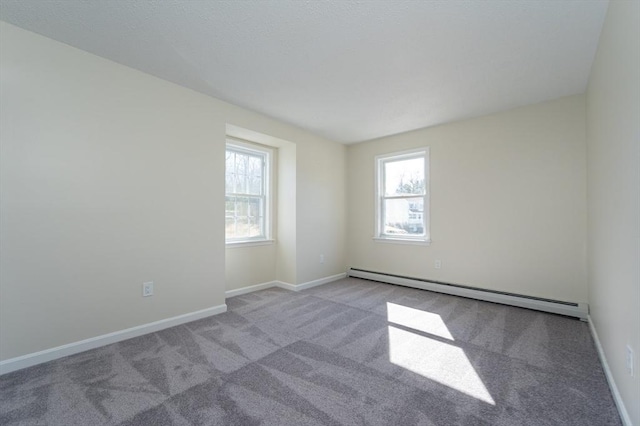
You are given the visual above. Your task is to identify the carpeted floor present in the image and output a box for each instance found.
[0,277,622,425]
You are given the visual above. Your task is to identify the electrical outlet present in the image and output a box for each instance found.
[435,259,442,269]
[320,254,325,264]
[627,345,634,377]
[142,281,154,297]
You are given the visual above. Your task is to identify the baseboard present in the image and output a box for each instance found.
[348,268,589,319]
[225,281,279,298]
[274,281,298,291]
[293,273,347,291]
[588,315,632,426]
[0,304,227,376]
[224,273,348,298]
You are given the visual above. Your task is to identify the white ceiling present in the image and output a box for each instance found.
[0,0,609,144]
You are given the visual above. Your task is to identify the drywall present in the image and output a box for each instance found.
[276,142,297,285]
[586,0,640,423]
[0,22,346,361]
[295,139,347,284]
[0,21,224,360]
[347,95,587,303]
[225,244,277,291]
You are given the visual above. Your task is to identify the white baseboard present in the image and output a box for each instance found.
[588,315,632,426]
[225,273,348,298]
[0,304,227,376]
[275,273,347,292]
[348,268,588,320]
[274,281,298,291]
[293,273,347,291]
[225,281,279,298]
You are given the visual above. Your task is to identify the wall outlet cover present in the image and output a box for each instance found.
[143,281,154,297]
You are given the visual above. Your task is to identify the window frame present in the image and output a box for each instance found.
[374,147,431,245]
[225,138,274,246]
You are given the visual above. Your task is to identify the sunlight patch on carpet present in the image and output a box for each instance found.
[387,310,495,405]
[386,302,454,340]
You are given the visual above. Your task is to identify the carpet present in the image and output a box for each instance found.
[0,277,622,425]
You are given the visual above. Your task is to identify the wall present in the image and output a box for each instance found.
[586,0,640,424]
[0,22,346,361]
[276,142,298,285]
[347,95,587,303]
[223,127,298,291]
[225,244,277,291]
[295,139,346,284]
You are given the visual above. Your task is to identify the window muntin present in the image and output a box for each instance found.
[225,141,271,243]
[376,149,430,243]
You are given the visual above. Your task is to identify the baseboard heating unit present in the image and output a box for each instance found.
[347,268,589,320]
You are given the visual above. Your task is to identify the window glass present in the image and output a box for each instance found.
[225,142,271,243]
[376,149,430,243]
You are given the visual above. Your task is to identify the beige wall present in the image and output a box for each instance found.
[296,139,347,284]
[276,142,298,284]
[0,22,346,361]
[225,245,277,291]
[347,95,587,303]
[586,0,640,424]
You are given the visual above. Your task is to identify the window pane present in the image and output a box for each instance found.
[225,198,235,215]
[234,170,246,194]
[226,143,270,242]
[384,157,424,196]
[383,197,424,235]
[248,155,263,195]
[248,175,261,195]
[235,153,247,194]
[225,216,236,238]
[249,155,262,178]
[226,151,265,196]
[247,216,262,238]
[225,151,235,193]
[235,215,250,238]
[225,173,234,194]
[225,195,264,239]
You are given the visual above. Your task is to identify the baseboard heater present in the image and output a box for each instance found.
[347,268,588,320]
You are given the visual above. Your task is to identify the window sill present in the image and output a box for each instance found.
[226,239,275,248]
[373,237,431,246]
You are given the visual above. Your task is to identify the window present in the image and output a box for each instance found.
[375,148,430,244]
[225,139,272,244]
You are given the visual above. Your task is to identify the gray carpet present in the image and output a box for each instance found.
[0,277,622,425]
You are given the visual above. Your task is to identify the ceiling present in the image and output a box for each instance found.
[0,0,609,144]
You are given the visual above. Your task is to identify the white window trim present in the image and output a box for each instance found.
[374,147,431,245]
[225,137,274,245]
